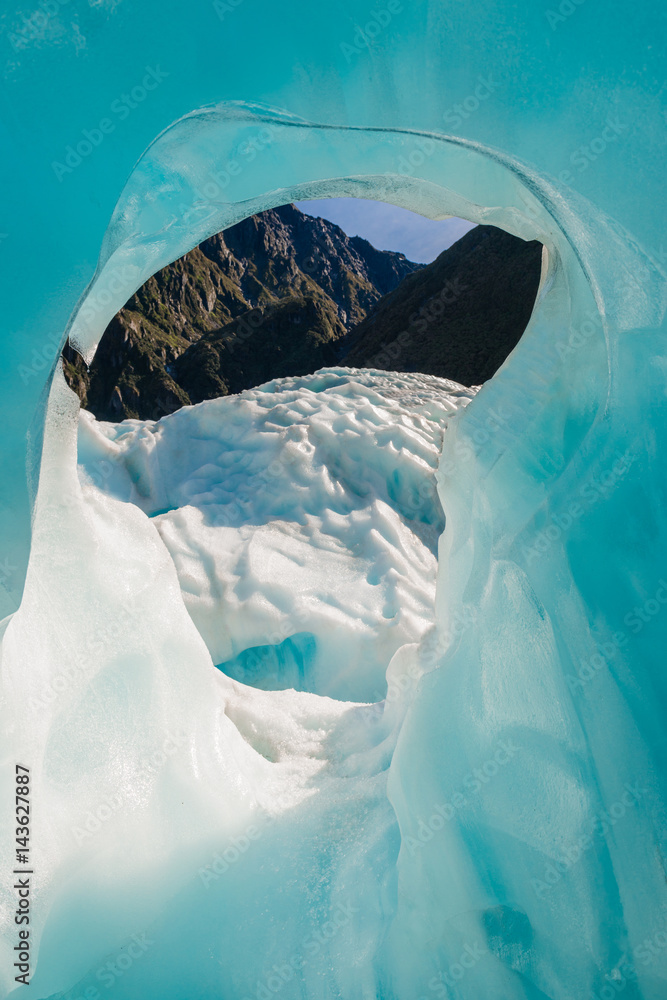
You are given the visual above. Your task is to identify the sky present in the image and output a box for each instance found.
[294,198,477,264]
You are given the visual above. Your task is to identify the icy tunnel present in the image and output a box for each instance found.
[1,4,666,999]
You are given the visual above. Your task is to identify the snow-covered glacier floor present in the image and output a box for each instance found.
[11,369,479,1000]
[3,91,667,999]
[77,369,477,705]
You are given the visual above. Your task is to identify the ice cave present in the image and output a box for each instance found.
[0,2,666,998]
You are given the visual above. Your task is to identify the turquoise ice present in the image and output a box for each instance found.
[0,2,666,998]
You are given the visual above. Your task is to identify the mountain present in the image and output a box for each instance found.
[340,224,543,385]
[63,203,421,421]
[173,295,344,404]
[63,211,544,422]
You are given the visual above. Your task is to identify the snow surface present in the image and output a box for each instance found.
[2,76,667,999]
[0,367,484,1000]
[77,368,477,703]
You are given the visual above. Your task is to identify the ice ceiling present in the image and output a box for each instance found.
[1,1,666,998]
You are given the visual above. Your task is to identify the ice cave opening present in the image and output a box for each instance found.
[66,186,544,706]
[11,102,666,1000]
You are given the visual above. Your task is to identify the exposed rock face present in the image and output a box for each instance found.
[340,225,544,386]
[63,209,543,422]
[63,203,421,421]
[173,295,344,404]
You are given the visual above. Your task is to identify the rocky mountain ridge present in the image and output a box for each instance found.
[342,224,543,385]
[64,203,421,420]
[64,207,544,421]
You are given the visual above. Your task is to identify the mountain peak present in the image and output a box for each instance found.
[64,203,422,421]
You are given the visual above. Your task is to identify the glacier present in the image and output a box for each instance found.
[1,1,666,998]
[76,369,477,704]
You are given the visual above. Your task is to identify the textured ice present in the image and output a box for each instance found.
[0,2,666,999]
[77,370,476,703]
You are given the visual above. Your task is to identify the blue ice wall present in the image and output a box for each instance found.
[0,0,663,604]
[0,2,666,999]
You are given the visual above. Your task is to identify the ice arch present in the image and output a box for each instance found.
[66,102,661,362]
[2,98,667,1000]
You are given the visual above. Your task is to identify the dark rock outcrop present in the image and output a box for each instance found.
[64,203,421,421]
[63,210,544,422]
[340,225,544,386]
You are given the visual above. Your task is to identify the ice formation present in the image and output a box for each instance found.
[1,2,666,999]
[77,370,476,704]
